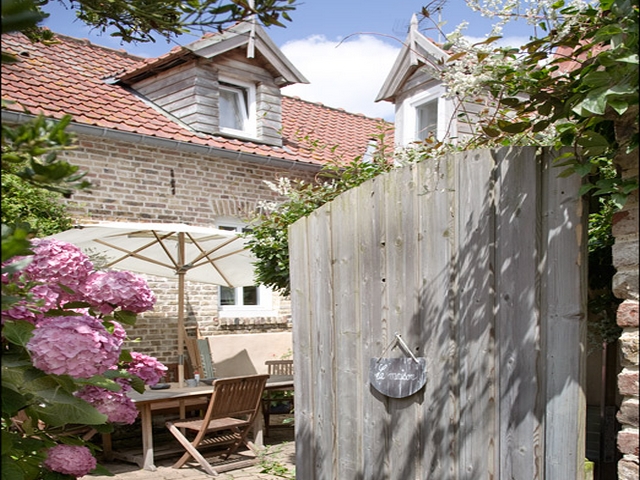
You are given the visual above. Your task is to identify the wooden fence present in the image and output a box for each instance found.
[289,147,587,479]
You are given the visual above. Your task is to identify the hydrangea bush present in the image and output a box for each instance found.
[2,237,166,479]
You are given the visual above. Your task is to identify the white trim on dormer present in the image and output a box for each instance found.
[375,14,448,103]
[219,76,257,139]
[186,22,309,87]
[400,83,456,145]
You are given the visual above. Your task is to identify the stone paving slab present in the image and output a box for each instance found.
[90,427,295,480]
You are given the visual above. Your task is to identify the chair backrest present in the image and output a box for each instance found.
[265,359,293,376]
[204,374,269,422]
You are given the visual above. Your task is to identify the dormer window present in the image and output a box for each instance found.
[400,84,454,144]
[219,78,256,138]
[416,99,438,141]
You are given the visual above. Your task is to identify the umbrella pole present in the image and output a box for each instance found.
[177,233,186,387]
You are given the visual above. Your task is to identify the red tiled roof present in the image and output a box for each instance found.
[1,32,393,166]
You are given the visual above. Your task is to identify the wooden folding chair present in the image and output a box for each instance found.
[166,374,269,475]
[262,360,294,437]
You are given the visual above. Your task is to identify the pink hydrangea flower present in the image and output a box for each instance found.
[81,270,156,314]
[126,352,168,386]
[27,315,124,378]
[2,284,61,325]
[25,239,93,294]
[110,320,127,343]
[76,385,139,424]
[43,444,96,477]
[2,239,92,312]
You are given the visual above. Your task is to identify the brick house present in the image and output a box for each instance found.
[1,24,393,369]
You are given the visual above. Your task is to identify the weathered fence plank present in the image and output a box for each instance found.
[359,175,391,480]
[291,147,586,480]
[493,147,544,478]
[308,204,337,480]
[455,150,498,480]
[332,186,363,479]
[416,154,457,479]
[289,215,314,477]
[540,149,587,479]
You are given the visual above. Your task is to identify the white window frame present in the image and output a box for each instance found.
[218,77,257,138]
[401,84,454,145]
[216,220,274,318]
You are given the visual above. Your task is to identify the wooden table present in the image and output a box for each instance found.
[105,375,294,471]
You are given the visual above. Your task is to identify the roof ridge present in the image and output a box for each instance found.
[283,95,390,123]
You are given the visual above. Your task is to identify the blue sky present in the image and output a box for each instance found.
[41,1,534,120]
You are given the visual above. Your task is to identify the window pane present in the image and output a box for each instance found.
[417,100,438,140]
[220,286,236,305]
[220,88,245,130]
[242,286,258,305]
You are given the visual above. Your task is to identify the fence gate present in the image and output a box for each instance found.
[289,147,587,480]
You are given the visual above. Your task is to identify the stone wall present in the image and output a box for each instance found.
[613,146,639,479]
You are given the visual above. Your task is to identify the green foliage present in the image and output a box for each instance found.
[445,0,638,206]
[2,114,90,198]
[247,127,396,296]
[258,443,295,479]
[1,173,73,237]
[42,0,297,44]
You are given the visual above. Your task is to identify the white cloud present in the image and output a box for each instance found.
[280,35,399,121]
[278,34,530,122]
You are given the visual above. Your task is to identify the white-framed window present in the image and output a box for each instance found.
[217,221,274,317]
[416,99,438,141]
[218,78,256,138]
[401,84,454,145]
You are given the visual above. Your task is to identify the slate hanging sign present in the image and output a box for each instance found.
[369,333,426,398]
[369,357,427,398]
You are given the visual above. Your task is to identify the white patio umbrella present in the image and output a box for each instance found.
[47,221,257,386]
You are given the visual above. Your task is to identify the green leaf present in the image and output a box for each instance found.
[113,309,137,326]
[1,385,29,416]
[582,71,613,88]
[537,101,553,116]
[481,126,501,138]
[497,120,531,133]
[610,193,627,209]
[577,131,610,156]
[579,183,597,196]
[472,36,502,46]
[0,458,27,480]
[607,99,628,115]
[532,119,552,132]
[2,320,35,347]
[573,86,607,115]
[574,162,594,176]
[501,97,522,108]
[28,390,107,427]
[447,51,467,62]
[1,226,33,262]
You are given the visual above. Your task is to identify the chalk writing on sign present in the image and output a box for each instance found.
[369,357,427,399]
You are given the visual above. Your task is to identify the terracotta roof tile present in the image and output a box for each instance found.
[2,32,394,166]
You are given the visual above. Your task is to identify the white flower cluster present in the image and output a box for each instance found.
[258,177,293,213]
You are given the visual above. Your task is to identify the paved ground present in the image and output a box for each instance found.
[90,422,295,480]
